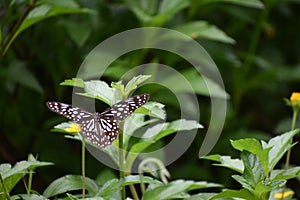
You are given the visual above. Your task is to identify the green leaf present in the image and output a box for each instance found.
[11,194,48,200]
[58,19,91,47]
[231,138,270,175]
[162,69,229,99]
[184,193,217,200]
[123,113,159,148]
[124,75,151,96]
[96,179,121,198]
[231,138,262,153]
[4,61,43,93]
[122,175,162,185]
[142,180,220,200]
[212,189,257,200]
[136,101,166,119]
[126,119,202,171]
[125,0,189,26]
[195,0,264,9]
[9,0,94,53]
[240,151,264,190]
[270,167,300,181]
[201,154,244,173]
[0,158,52,196]
[43,175,99,198]
[173,21,235,44]
[60,78,85,88]
[262,129,299,171]
[79,80,115,105]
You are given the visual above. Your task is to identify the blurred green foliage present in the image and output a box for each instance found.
[1,0,300,198]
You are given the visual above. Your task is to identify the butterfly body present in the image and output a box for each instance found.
[46,94,150,148]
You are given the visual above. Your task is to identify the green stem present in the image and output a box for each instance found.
[0,0,36,60]
[0,173,11,200]
[281,108,298,199]
[27,170,33,195]
[285,108,298,169]
[119,129,126,199]
[81,135,86,199]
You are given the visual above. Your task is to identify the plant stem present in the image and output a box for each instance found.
[0,0,36,60]
[285,108,298,169]
[119,129,126,199]
[0,173,11,200]
[281,108,298,199]
[128,183,139,200]
[27,170,33,195]
[81,135,86,198]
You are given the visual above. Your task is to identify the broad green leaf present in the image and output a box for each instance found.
[5,61,43,93]
[142,180,220,200]
[201,154,244,173]
[123,113,159,148]
[9,0,94,54]
[136,102,166,119]
[270,167,300,181]
[231,138,270,175]
[124,0,153,24]
[60,78,85,87]
[184,193,217,200]
[173,21,235,44]
[79,80,115,105]
[195,0,264,8]
[122,175,162,185]
[58,19,91,47]
[0,158,52,196]
[125,0,189,26]
[96,179,122,198]
[212,189,257,200]
[126,119,202,171]
[240,151,264,190]
[124,75,151,96]
[231,138,262,153]
[11,194,48,200]
[43,175,99,197]
[155,0,189,24]
[232,174,252,191]
[262,129,299,171]
[162,69,229,99]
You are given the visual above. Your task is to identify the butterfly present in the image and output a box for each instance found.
[46,94,150,148]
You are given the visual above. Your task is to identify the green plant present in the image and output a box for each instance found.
[203,93,300,200]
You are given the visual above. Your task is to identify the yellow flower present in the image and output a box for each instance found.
[273,190,294,199]
[290,92,300,101]
[64,123,81,133]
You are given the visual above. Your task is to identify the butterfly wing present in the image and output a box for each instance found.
[46,101,119,148]
[46,102,93,123]
[101,94,150,120]
[46,93,150,148]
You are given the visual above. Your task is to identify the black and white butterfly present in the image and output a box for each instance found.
[46,94,150,148]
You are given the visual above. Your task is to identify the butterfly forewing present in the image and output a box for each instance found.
[46,94,150,148]
[46,102,93,123]
[101,94,150,120]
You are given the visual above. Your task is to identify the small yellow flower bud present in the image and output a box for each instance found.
[290,92,300,101]
[289,92,300,110]
[64,123,81,133]
[273,190,294,199]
